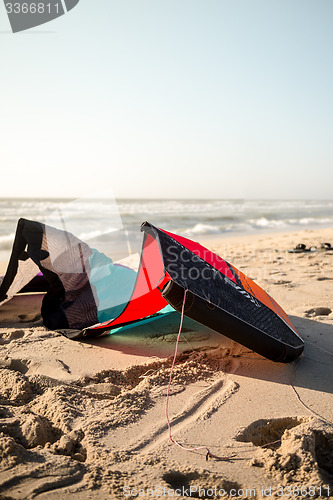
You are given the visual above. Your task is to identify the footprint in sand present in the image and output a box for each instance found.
[0,329,25,345]
[273,280,293,285]
[18,313,42,323]
[0,368,87,457]
[235,416,309,449]
[236,417,333,486]
[0,368,32,404]
[0,358,29,373]
[0,413,60,449]
[305,307,332,317]
[162,470,242,499]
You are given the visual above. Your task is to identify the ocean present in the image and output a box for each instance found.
[0,198,333,261]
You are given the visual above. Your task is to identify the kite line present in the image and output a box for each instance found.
[165,288,235,461]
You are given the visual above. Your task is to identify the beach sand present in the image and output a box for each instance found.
[0,227,332,499]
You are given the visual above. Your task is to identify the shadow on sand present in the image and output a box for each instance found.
[0,296,332,398]
[82,312,333,397]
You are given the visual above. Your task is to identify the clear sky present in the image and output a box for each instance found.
[1,0,332,199]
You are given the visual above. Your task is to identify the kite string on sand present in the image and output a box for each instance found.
[165,288,235,461]
[290,350,333,425]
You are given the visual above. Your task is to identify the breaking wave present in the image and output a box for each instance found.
[0,198,333,256]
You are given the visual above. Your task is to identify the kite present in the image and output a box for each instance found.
[0,218,304,363]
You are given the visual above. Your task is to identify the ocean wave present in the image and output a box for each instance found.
[184,223,222,236]
[1,199,333,252]
[78,227,123,242]
[181,216,333,238]
[298,217,333,225]
[0,233,15,250]
[250,217,288,229]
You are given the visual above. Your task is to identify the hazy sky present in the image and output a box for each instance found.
[1,0,332,199]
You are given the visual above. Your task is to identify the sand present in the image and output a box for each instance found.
[0,227,332,499]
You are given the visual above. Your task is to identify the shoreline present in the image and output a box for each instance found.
[201,223,333,245]
[1,224,333,271]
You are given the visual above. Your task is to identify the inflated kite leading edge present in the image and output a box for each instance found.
[0,218,304,363]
